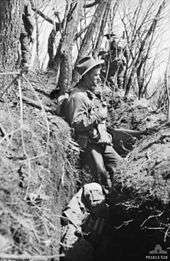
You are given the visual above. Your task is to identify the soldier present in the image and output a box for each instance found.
[20,0,34,70]
[103,33,128,88]
[67,56,122,189]
[60,182,109,261]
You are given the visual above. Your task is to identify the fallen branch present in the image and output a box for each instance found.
[140,212,163,229]
[108,127,144,138]
[114,219,134,230]
[21,95,57,114]
[84,0,101,8]
[139,134,170,152]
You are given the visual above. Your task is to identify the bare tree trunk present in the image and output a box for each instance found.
[0,0,22,71]
[53,0,84,94]
[124,0,166,97]
[71,0,108,84]
[77,0,108,60]
[93,0,113,57]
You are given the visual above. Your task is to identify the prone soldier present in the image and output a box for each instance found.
[60,183,109,261]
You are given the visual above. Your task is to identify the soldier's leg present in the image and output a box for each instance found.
[108,61,117,86]
[20,33,31,68]
[117,65,125,89]
[87,145,111,188]
[103,144,122,182]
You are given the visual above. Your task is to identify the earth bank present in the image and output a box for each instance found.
[0,72,169,260]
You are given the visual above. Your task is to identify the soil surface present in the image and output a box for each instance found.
[0,72,79,256]
[0,72,169,260]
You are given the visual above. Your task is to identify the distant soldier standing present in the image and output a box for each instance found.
[20,0,34,70]
[102,33,128,88]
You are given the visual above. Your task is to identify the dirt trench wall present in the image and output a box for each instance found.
[0,78,79,257]
[97,125,170,261]
[114,125,170,204]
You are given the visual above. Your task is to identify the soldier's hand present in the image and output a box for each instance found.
[97,106,108,120]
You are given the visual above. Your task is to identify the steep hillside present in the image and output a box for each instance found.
[0,72,79,258]
[95,124,170,261]
[0,71,169,260]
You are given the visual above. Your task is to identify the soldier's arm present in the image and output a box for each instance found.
[68,94,103,132]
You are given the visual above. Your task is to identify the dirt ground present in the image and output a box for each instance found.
[0,71,169,260]
[94,125,170,261]
[0,72,79,257]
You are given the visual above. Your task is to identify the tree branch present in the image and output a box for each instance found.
[84,0,101,8]
[32,8,53,24]
[32,8,62,31]
[74,26,88,41]
[21,95,57,114]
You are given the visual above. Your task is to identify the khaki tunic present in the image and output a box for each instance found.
[67,88,112,148]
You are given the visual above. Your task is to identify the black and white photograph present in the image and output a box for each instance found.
[0,0,170,260]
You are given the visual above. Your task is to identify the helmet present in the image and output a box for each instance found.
[83,183,105,207]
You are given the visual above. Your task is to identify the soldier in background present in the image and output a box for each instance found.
[100,33,128,89]
[20,0,34,70]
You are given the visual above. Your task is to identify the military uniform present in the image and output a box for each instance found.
[20,0,34,68]
[61,183,108,261]
[67,85,122,187]
[102,35,128,88]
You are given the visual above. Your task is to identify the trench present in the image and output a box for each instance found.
[61,126,170,261]
[93,202,169,261]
